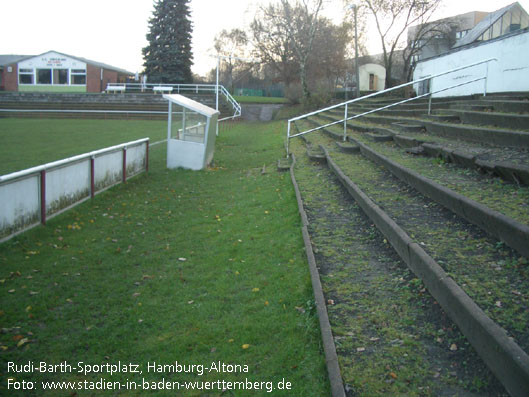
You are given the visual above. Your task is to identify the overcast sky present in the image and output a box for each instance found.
[0,0,527,77]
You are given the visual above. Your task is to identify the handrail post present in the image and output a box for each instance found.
[484,62,490,96]
[343,103,348,141]
[428,78,433,115]
[40,170,46,225]
[286,120,291,158]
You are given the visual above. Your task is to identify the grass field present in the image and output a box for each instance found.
[0,118,168,175]
[233,96,288,105]
[0,118,329,395]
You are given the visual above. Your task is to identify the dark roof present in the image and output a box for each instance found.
[453,2,520,48]
[0,55,30,67]
[0,50,133,75]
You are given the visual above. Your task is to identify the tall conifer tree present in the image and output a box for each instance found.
[142,0,193,83]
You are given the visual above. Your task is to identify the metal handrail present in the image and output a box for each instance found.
[286,58,497,156]
[105,82,242,120]
[219,85,241,118]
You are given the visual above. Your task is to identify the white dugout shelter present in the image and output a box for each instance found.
[163,94,219,171]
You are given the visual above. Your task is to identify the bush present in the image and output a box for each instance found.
[302,92,331,110]
[285,83,302,105]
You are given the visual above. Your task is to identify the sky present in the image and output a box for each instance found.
[0,0,527,78]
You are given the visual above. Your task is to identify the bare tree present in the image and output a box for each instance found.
[308,19,351,92]
[249,3,298,88]
[213,29,249,92]
[280,0,323,101]
[353,0,442,87]
[249,0,324,103]
[403,17,459,82]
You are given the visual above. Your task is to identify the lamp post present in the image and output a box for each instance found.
[352,2,360,98]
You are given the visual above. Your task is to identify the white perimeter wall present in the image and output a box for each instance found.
[0,139,148,242]
[413,30,529,97]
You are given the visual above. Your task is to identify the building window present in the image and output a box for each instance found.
[418,78,430,96]
[37,69,52,84]
[71,69,86,85]
[19,68,34,84]
[54,69,69,85]
[456,29,469,39]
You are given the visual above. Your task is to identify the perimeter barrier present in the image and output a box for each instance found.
[0,138,149,242]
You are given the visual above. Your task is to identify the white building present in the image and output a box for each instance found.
[0,50,133,93]
[413,2,529,97]
[358,63,386,92]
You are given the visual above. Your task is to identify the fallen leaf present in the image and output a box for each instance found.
[252,288,260,292]
[327,299,335,305]
[389,372,398,379]
[356,347,366,352]
[242,344,250,349]
[449,343,458,351]
[17,338,29,347]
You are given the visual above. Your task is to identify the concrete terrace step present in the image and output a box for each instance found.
[290,129,529,395]
[0,92,234,119]
[449,109,529,130]
[343,94,529,115]
[322,110,529,148]
[321,142,529,396]
[289,135,506,395]
[309,112,529,186]
[386,136,529,186]
[479,100,529,114]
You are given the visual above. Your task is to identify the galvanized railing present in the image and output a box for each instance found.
[106,83,241,121]
[286,58,498,156]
